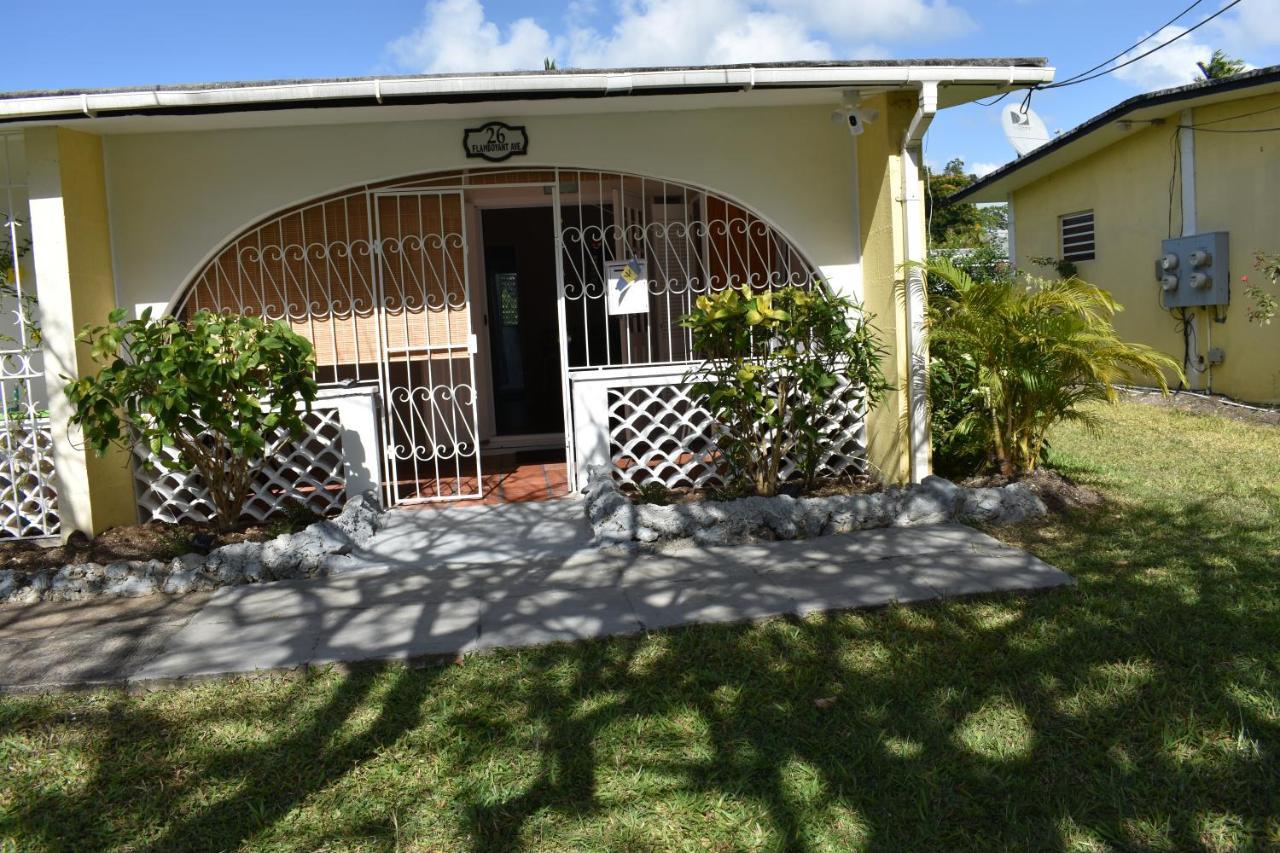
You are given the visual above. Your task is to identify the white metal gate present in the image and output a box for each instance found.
[373,191,483,504]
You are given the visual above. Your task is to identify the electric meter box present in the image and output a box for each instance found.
[1158,232,1230,309]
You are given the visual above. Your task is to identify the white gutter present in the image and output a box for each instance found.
[900,81,938,483]
[0,64,1053,121]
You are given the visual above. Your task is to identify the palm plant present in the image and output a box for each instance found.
[920,259,1183,476]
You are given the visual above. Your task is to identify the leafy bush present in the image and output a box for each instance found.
[1028,255,1079,280]
[1242,251,1279,325]
[921,260,1183,476]
[66,309,318,530]
[928,245,1014,291]
[681,284,889,496]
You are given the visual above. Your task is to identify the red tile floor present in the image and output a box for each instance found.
[402,449,571,507]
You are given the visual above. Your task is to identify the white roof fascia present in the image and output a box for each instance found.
[0,65,1055,122]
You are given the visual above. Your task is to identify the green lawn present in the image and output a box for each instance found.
[3,400,1279,851]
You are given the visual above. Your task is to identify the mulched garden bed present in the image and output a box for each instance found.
[622,474,882,506]
[961,468,1105,515]
[0,518,297,575]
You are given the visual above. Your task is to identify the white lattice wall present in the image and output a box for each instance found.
[571,365,868,493]
[134,408,348,524]
[0,420,59,538]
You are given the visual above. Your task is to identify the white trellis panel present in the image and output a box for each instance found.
[134,408,348,524]
[571,365,868,492]
[0,419,58,538]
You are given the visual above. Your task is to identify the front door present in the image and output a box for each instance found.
[481,207,564,437]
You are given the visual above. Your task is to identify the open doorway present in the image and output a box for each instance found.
[473,204,569,502]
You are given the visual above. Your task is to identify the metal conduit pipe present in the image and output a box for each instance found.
[900,81,938,483]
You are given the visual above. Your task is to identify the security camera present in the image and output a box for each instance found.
[831,106,878,136]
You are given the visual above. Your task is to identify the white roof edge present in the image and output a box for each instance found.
[0,64,1055,121]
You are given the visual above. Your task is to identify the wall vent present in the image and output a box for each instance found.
[1060,210,1095,262]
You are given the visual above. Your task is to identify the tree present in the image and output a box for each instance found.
[920,259,1183,476]
[926,159,1007,249]
[66,309,318,530]
[1198,49,1247,80]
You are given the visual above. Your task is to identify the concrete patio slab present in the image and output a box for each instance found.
[0,520,1073,691]
[339,497,597,573]
[314,598,482,663]
[475,587,643,650]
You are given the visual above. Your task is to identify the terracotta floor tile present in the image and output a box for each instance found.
[396,452,573,507]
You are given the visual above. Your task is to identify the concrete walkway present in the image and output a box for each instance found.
[0,509,1071,691]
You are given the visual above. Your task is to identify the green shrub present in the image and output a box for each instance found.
[920,260,1183,476]
[1243,251,1280,325]
[680,284,889,496]
[66,309,317,531]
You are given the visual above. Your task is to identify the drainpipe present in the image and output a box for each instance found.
[900,82,937,483]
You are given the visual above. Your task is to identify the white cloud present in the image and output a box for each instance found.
[1112,25,1215,91]
[1109,1,1280,95]
[388,0,558,73]
[390,0,974,74]
[970,161,1001,178]
[768,0,973,42]
[1211,0,1280,54]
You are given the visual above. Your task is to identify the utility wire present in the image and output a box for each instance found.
[1181,123,1280,132]
[1049,0,1210,89]
[1184,101,1280,126]
[1177,103,1280,133]
[976,0,1245,109]
[1041,0,1245,90]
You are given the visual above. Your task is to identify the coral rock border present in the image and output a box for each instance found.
[0,493,384,606]
[584,467,1046,546]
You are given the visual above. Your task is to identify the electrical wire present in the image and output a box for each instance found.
[974,2,1243,112]
[1184,102,1280,127]
[1180,123,1280,132]
[1047,0,1210,89]
[1042,0,1245,90]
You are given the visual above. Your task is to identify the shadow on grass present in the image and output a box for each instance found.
[3,490,1279,850]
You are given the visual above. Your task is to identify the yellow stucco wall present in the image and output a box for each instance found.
[99,102,920,482]
[103,105,864,311]
[26,127,137,536]
[1189,93,1280,401]
[1011,91,1280,403]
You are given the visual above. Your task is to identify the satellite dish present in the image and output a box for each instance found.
[1001,105,1051,157]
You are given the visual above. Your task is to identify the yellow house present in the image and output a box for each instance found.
[956,65,1280,404]
[0,60,1054,539]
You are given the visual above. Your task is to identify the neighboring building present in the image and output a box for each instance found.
[0,59,1052,539]
[955,65,1280,404]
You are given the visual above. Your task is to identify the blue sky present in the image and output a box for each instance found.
[7,1,1280,175]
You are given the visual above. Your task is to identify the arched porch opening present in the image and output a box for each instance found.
[169,167,862,508]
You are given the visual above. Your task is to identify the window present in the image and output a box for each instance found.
[1060,210,1095,262]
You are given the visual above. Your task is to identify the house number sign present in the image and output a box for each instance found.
[463,121,528,162]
